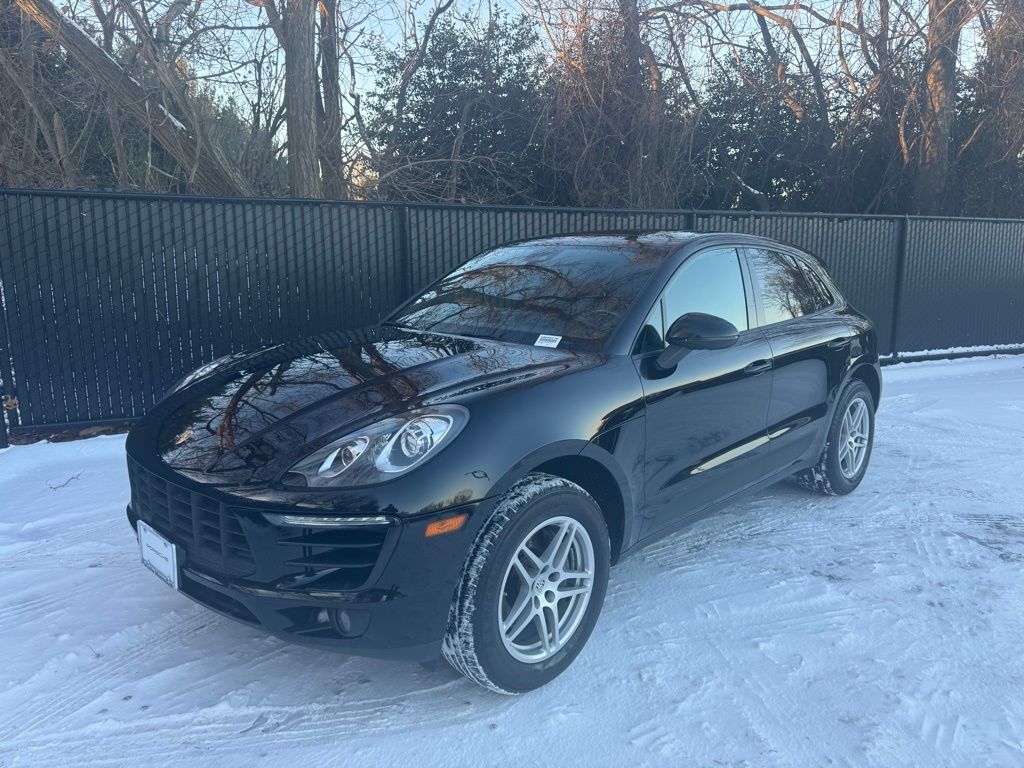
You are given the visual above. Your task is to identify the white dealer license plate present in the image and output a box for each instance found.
[138,520,179,590]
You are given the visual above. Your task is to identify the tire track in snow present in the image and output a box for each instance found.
[0,569,126,621]
[0,610,220,741]
[7,674,477,764]
[0,519,127,570]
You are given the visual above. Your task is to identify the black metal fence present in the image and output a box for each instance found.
[1,187,1022,446]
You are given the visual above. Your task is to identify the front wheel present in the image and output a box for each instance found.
[795,378,875,495]
[443,473,610,694]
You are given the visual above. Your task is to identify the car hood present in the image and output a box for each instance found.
[149,326,581,483]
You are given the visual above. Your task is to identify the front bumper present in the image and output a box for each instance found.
[126,477,492,661]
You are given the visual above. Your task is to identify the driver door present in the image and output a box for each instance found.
[634,247,774,538]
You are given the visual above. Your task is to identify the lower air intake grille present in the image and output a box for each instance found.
[275,525,391,591]
[128,458,255,577]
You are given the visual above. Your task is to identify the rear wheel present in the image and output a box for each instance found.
[443,473,610,694]
[795,379,875,495]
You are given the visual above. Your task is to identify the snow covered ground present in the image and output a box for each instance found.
[2,356,1023,768]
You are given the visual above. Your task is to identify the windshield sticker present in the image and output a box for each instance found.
[535,334,562,348]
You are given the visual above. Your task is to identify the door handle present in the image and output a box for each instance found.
[744,359,773,374]
[827,337,851,349]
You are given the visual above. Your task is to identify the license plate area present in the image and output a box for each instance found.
[138,520,180,590]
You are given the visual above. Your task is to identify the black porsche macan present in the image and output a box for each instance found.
[126,231,880,693]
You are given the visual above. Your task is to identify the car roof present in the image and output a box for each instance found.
[508,230,800,257]
[505,229,827,287]
[512,231,702,250]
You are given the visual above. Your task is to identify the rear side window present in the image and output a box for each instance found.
[748,248,832,325]
[798,259,835,309]
[661,248,749,333]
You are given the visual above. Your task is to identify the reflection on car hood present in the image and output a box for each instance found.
[153,326,580,481]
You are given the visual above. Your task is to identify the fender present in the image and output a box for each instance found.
[484,433,642,559]
[485,439,593,499]
[806,359,881,466]
[579,436,642,553]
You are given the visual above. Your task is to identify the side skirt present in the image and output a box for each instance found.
[616,458,817,561]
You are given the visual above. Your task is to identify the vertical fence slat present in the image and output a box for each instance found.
[394,205,412,302]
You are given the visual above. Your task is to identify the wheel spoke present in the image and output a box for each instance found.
[517,546,544,578]
[557,583,590,598]
[553,523,577,571]
[534,610,551,654]
[541,520,576,570]
[502,590,533,634]
[509,602,536,640]
[511,555,532,584]
[547,606,560,649]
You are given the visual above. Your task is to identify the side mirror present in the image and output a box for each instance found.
[656,312,739,370]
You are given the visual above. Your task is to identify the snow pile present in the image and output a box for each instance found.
[2,356,1023,767]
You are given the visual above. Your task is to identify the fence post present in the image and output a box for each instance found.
[0,298,12,449]
[686,210,697,231]
[393,205,413,302]
[0,200,15,448]
[888,215,911,360]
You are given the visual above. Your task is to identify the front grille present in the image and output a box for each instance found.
[275,525,392,591]
[128,458,255,577]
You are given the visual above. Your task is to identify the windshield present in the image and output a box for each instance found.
[391,241,664,350]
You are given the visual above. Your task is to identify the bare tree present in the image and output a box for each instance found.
[251,0,321,197]
[911,0,975,213]
[11,0,254,194]
[318,0,345,198]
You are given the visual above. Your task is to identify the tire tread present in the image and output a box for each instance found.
[442,472,597,694]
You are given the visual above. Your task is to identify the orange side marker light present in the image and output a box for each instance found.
[425,513,468,538]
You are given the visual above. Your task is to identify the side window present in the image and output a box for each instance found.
[662,248,749,332]
[749,248,829,325]
[797,258,835,310]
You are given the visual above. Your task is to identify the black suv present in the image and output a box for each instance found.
[126,232,880,693]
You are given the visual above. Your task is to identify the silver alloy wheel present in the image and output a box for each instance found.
[838,396,871,479]
[498,516,595,663]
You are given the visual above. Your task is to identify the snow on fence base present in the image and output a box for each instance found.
[882,343,1024,365]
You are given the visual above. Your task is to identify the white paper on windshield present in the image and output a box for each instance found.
[535,334,562,348]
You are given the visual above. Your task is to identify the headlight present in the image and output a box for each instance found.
[284,405,469,487]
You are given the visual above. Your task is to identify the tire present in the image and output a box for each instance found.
[795,379,875,495]
[442,473,610,694]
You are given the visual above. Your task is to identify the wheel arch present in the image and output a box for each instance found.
[848,362,881,410]
[487,440,634,565]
